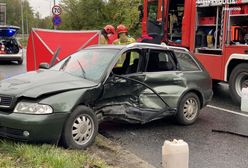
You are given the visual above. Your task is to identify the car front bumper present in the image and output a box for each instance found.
[0,111,69,144]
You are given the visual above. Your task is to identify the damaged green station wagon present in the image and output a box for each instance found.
[0,43,212,149]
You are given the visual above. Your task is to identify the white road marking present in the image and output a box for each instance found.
[207,105,248,118]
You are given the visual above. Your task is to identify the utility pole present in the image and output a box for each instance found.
[26,14,29,35]
[21,0,24,41]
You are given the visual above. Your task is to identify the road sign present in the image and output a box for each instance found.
[52,5,62,16]
[53,15,62,26]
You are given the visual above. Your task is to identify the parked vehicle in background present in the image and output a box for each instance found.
[0,26,23,64]
[0,43,212,149]
[139,0,248,104]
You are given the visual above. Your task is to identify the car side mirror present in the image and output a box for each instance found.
[39,62,50,69]
[138,4,144,22]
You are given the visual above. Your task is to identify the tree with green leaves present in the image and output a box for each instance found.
[60,0,141,37]
[0,0,52,33]
[0,0,142,37]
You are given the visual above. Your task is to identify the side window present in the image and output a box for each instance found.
[112,50,141,75]
[146,50,176,72]
[174,51,200,71]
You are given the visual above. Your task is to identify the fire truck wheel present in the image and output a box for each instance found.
[212,80,220,88]
[229,63,248,104]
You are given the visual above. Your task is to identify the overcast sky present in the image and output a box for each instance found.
[28,0,61,18]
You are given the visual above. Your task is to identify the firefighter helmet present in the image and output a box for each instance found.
[117,24,128,34]
[104,25,115,34]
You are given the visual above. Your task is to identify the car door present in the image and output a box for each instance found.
[139,49,187,115]
[97,48,170,123]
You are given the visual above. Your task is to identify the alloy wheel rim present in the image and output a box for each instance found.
[235,72,248,97]
[71,114,94,145]
[183,97,198,121]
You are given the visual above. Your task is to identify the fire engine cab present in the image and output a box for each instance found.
[139,0,248,104]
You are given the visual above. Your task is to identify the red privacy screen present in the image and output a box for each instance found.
[26,29,100,71]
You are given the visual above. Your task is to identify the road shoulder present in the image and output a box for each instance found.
[88,134,156,168]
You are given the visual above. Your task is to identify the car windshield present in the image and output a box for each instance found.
[51,48,119,81]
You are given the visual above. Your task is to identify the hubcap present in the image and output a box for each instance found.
[183,98,198,121]
[71,114,94,145]
[235,72,248,97]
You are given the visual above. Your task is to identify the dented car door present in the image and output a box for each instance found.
[136,49,187,122]
[97,48,189,123]
[96,48,167,123]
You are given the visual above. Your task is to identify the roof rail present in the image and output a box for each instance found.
[127,42,189,52]
[127,42,163,48]
[166,46,189,52]
[196,0,248,7]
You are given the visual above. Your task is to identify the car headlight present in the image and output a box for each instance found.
[14,102,53,114]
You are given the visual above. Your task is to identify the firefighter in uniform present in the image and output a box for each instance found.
[100,25,116,44]
[113,24,136,45]
[113,24,137,67]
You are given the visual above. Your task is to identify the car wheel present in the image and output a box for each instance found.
[61,106,98,149]
[176,92,200,125]
[17,59,23,65]
[229,63,248,105]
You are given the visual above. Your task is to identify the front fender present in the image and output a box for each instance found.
[39,85,102,113]
[39,89,87,113]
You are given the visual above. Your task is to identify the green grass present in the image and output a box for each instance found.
[0,140,109,168]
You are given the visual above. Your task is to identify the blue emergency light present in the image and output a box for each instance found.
[7,29,16,37]
[0,28,17,37]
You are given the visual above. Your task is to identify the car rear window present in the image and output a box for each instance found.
[174,51,200,71]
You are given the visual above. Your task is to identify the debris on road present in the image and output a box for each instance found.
[212,129,248,138]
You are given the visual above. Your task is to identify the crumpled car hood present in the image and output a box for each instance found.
[0,70,98,98]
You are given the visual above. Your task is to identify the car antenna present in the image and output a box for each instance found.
[50,47,61,67]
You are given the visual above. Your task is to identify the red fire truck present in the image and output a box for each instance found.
[139,0,248,104]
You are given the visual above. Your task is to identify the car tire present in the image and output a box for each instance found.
[176,92,200,125]
[61,106,98,149]
[17,59,23,65]
[229,63,248,105]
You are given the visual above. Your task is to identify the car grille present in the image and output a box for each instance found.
[0,96,13,108]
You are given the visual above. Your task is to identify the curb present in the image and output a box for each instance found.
[88,134,156,168]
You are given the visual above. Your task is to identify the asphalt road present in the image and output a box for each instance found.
[0,51,247,168]
[0,49,27,78]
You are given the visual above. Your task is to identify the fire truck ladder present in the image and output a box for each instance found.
[196,0,248,7]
